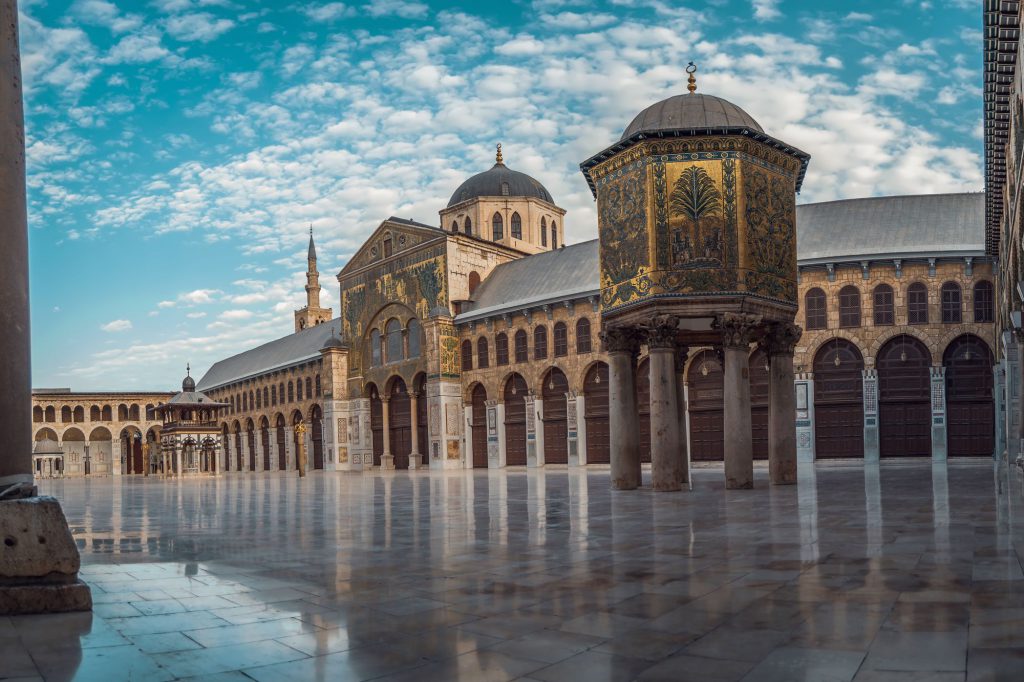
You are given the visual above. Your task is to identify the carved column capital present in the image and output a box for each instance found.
[714,313,762,350]
[642,314,679,350]
[760,322,803,356]
[599,325,642,355]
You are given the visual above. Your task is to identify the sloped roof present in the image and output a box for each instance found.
[455,240,600,322]
[196,321,342,391]
[796,192,985,263]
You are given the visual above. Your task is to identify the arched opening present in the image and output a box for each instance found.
[369,384,383,467]
[246,419,256,471]
[504,373,528,466]
[534,326,548,360]
[944,335,994,456]
[551,222,558,249]
[576,318,592,353]
[686,350,724,461]
[941,282,962,324]
[370,329,382,367]
[974,281,994,322]
[260,416,271,471]
[386,318,403,363]
[878,335,931,457]
[553,322,568,357]
[813,339,864,458]
[468,271,481,296]
[492,212,504,241]
[496,333,509,365]
[62,428,86,475]
[805,288,826,330]
[477,337,489,369]
[461,340,473,371]
[464,216,472,235]
[291,410,304,469]
[233,421,242,472]
[118,404,128,421]
[470,384,488,468]
[514,330,528,363]
[89,427,112,476]
[90,405,100,421]
[542,368,569,464]
[73,406,84,423]
[414,373,428,468]
[276,414,287,470]
[637,357,652,463]
[222,423,231,472]
[511,211,522,239]
[146,428,159,475]
[838,286,861,328]
[584,362,610,464]
[907,283,929,324]
[388,378,412,469]
[310,404,324,469]
[44,406,55,422]
[118,427,142,475]
[33,405,42,423]
[873,284,894,326]
[408,319,421,359]
[541,216,548,246]
[129,404,140,421]
[61,406,72,423]
[749,349,770,460]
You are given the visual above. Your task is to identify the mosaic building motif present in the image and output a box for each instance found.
[743,166,798,303]
[596,163,649,308]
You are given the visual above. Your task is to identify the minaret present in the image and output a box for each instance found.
[294,227,333,333]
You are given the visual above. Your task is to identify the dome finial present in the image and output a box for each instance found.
[686,62,697,94]
[186,362,190,377]
[495,142,503,165]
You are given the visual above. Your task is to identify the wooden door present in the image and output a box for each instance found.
[311,408,324,470]
[276,421,286,470]
[261,426,271,470]
[944,335,994,456]
[813,339,865,458]
[584,363,610,464]
[749,350,769,460]
[471,385,488,468]
[878,335,931,457]
[687,350,724,461]
[636,358,652,463]
[370,392,383,466]
[247,429,256,470]
[504,374,528,465]
[416,382,428,468]
[389,382,411,470]
[542,369,569,464]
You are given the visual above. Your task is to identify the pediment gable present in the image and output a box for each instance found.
[339,217,445,278]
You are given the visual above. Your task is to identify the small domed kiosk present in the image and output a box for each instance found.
[580,65,810,492]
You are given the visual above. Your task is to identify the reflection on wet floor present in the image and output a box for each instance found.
[3,460,1024,681]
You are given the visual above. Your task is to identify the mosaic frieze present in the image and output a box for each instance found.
[596,163,650,308]
[742,167,797,303]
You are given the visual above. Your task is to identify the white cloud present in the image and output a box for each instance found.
[752,0,781,21]
[362,0,429,19]
[164,12,235,42]
[302,2,354,21]
[101,319,133,332]
[72,0,144,33]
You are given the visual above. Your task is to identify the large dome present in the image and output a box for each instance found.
[621,93,763,141]
[447,161,554,207]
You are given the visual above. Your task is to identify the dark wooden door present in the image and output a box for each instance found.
[416,384,428,468]
[878,335,931,457]
[389,383,411,470]
[687,350,724,461]
[247,429,256,470]
[261,426,271,470]
[311,408,324,469]
[636,358,652,463]
[276,421,286,470]
[584,363,610,464]
[471,385,488,468]
[749,350,769,460]
[504,374,527,465]
[131,438,143,474]
[370,393,383,466]
[234,432,242,471]
[944,335,994,456]
[813,339,864,458]
[542,369,569,464]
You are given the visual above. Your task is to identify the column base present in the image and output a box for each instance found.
[408,454,420,471]
[380,454,395,470]
[0,495,92,615]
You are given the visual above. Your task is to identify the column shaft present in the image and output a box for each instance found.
[676,351,689,486]
[381,398,393,469]
[649,347,682,491]
[409,394,420,469]
[608,350,641,490]
[768,351,797,485]
[723,345,753,489]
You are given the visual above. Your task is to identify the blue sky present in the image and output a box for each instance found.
[22,0,981,391]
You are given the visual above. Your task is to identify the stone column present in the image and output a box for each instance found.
[762,322,801,486]
[409,392,420,470]
[717,313,760,490]
[645,315,683,492]
[380,398,394,469]
[601,327,642,490]
[675,347,690,487]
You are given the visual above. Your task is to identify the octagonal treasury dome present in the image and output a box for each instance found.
[621,93,763,140]
[447,156,554,207]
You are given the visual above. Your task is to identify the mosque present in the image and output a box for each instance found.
[31,75,999,479]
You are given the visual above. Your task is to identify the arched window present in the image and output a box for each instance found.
[496,333,509,365]
[908,283,928,324]
[974,281,994,322]
[370,329,382,367]
[553,322,568,357]
[514,330,528,363]
[477,337,489,369]
[464,216,472,235]
[838,286,861,328]
[804,288,826,330]
[279,382,285,404]
[468,271,481,296]
[242,393,247,411]
[551,222,558,249]
[492,212,503,241]
[296,380,303,401]
[541,217,547,246]
[407,319,421,358]
[873,284,894,326]
[941,282,962,323]
[386,318,403,362]
[315,375,321,396]
[451,220,458,233]
[256,390,262,409]
[288,381,294,403]
[511,212,522,239]
[461,340,473,371]
[263,387,268,406]
[576,318,592,353]
[534,325,548,360]
[33,406,42,423]
[271,385,277,406]
[305,377,312,398]
[90,405,100,421]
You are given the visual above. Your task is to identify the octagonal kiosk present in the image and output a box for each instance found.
[581,68,810,491]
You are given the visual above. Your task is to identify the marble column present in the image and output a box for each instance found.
[675,346,690,487]
[601,327,642,490]
[380,398,394,469]
[409,392,420,470]
[717,313,760,490]
[763,322,801,486]
[645,315,683,492]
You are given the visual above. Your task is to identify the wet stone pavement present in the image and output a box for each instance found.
[3,460,1024,681]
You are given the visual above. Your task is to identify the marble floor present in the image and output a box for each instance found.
[3,460,1024,681]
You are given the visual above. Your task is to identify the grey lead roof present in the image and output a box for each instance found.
[196,321,342,391]
[455,240,600,322]
[795,192,985,263]
[621,93,764,140]
[447,163,554,207]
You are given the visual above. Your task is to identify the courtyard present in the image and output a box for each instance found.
[0,461,1021,681]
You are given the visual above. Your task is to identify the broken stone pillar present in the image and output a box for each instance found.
[0,0,91,614]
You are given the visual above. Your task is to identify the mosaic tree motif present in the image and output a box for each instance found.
[670,165,723,266]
